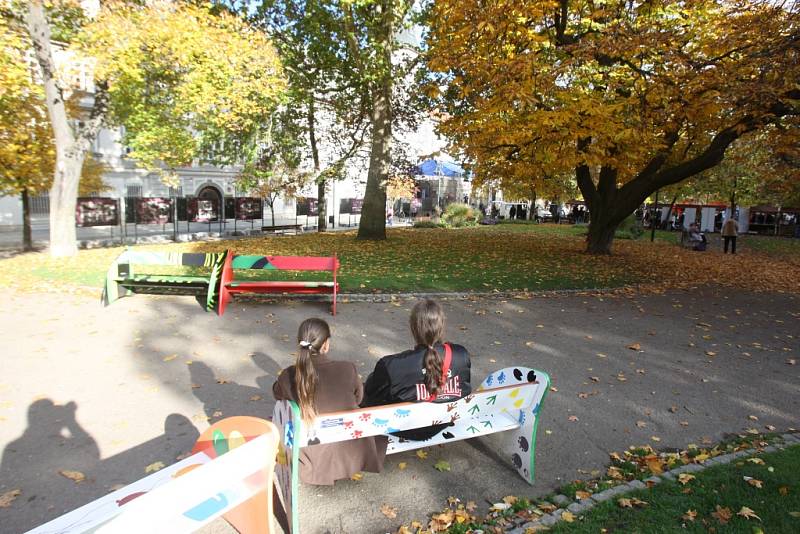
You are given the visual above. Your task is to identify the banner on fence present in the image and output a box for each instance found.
[76,198,119,227]
[236,197,262,220]
[350,198,363,214]
[296,197,318,217]
[187,198,218,222]
[136,197,173,224]
[339,198,352,214]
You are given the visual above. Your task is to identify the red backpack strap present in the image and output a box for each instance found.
[428,343,453,402]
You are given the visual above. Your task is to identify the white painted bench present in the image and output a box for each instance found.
[272,366,550,534]
[26,417,279,534]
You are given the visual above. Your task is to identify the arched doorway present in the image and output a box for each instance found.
[197,185,222,221]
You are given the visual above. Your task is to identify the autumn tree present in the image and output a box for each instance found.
[253,1,371,232]
[22,0,286,256]
[0,13,108,250]
[235,108,310,226]
[427,0,800,253]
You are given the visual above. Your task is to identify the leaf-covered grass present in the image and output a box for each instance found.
[739,233,800,261]
[0,224,798,295]
[549,445,800,534]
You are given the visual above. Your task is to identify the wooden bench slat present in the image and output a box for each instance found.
[228,281,335,289]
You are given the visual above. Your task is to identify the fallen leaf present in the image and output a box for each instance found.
[712,505,733,525]
[568,415,579,422]
[618,498,633,508]
[433,460,451,472]
[737,506,761,521]
[380,503,398,519]
[249,395,262,401]
[787,358,796,365]
[766,425,776,431]
[502,495,518,505]
[575,490,591,500]
[746,478,763,489]
[746,458,765,465]
[590,376,600,382]
[578,392,589,399]
[669,405,679,413]
[550,386,559,392]
[465,501,477,512]
[680,421,689,426]
[490,502,511,511]
[396,526,411,534]
[162,354,177,362]
[59,470,85,483]
[350,472,363,481]
[415,449,428,460]
[561,511,575,522]
[705,351,717,357]
[748,415,759,421]
[779,486,789,496]
[627,343,641,351]
[651,435,661,442]
[398,462,407,470]
[525,341,535,348]
[215,378,229,384]
[145,462,165,474]
[636,421,647,428]
[0,489,21,508]
[789,511,800,518]
[682,509,697,522]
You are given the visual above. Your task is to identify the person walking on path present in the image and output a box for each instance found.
[722,215,739,254]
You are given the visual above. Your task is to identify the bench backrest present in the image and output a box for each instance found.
[28,417,278,534]
[295,382,540,447]
[230,254,338,272]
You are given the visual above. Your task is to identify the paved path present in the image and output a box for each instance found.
[1,288,798,533]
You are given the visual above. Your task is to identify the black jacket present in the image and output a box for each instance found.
[362,343,472,440]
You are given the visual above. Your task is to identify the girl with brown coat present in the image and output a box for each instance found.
[272,318,386,485]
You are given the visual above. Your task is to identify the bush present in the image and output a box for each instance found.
[615,214,644,240]
[441,203,477,228]
[413,219,443,229]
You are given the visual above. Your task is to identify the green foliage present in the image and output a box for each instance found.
[412,220,444,229]
[441,203,477,228]
[80,1,287,180]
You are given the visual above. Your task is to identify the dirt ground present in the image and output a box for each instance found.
[1,287,798,533]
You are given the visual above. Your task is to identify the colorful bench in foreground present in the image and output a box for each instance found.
[26,417,279,534]
[272,366,550,533]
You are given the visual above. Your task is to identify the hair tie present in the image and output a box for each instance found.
[299,340,312,348]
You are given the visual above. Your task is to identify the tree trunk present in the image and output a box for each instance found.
[27,1,106,257]
[49,152,84,257]
[22,189,33,251]
[586,215,622,254]
[308,100,326,232]
[357,2,392,240]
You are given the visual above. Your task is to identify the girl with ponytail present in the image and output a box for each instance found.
[273,318,385,485]
[362,299,472,441]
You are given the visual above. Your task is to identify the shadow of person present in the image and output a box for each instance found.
[188,361,276,424]
[0,399,100,529]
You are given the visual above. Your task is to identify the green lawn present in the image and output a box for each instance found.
[549,445,800,534]
[0,223,798,295]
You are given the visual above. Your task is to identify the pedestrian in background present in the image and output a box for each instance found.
[722,215,739,254]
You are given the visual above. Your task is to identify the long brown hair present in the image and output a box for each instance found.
[410,299,446,397]
[295,318,331,424]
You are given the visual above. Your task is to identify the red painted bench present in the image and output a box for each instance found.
[218,251,339,316]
